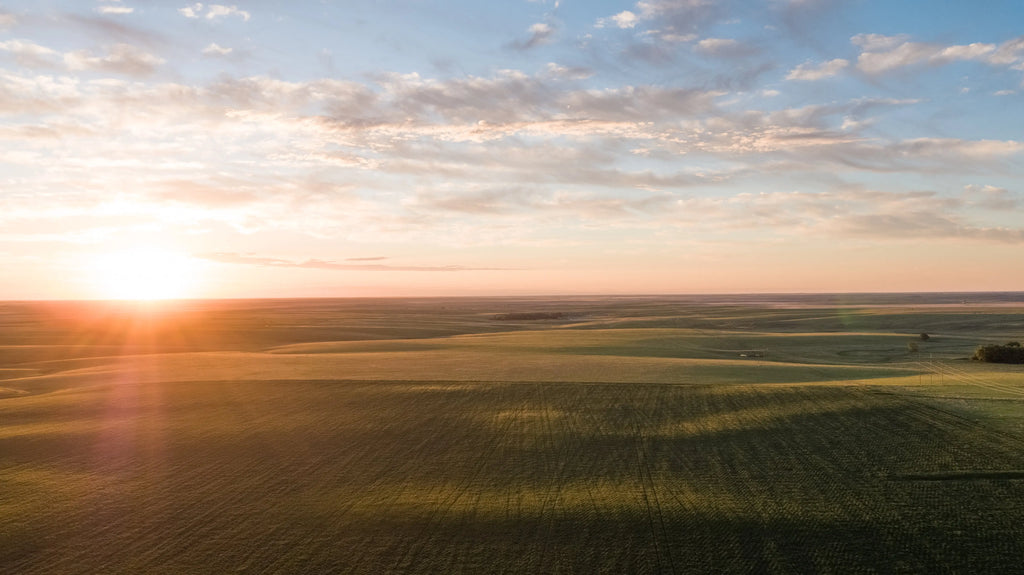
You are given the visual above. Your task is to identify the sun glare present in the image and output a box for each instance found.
[90,248,200,300]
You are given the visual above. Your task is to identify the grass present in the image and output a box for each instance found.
[2,294,1024,573]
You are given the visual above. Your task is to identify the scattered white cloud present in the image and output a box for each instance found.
[179,3,202,18]
[179,3,249,21]
[207,4,250,21]
[786,58,849,80]
[595,0,725,47]
[597,10,638,29]
[202,42,233,56]
[612,10,639,28]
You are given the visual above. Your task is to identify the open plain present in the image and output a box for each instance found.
[3,294,1024,573]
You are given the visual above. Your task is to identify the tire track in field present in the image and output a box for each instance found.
[628,395,678,575]
[532,384,599,574]
[532,382,563,574]
[390,385,528,573]
[918,361,1024,397]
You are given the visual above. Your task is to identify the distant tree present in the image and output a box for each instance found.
[907,342,919,353]
[919,333,930,341]
[972,342,1024,364]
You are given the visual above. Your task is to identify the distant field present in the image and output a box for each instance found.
[2,295,1024,573]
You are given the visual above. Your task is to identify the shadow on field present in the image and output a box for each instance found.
[4,381,1024,573]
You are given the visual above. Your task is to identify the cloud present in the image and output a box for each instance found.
[611,10,639,29]
[202,42,233,57]
[560,85,721,121]
[179,3,250,22]
[834,212,1024,243]
[64,43,164,76]
[412,185,678,219]
[853,34,1024,74]
[96,5,134,15]
[0,39,169,75]
[511,22,555,50]
[0,40,61,68]
[196,252,496,271]
[667,187,1024,245]
[544,62,594,80]
[156,178,264,208]
[605,0,734,50]
[207,4,250,21]
[694,38,756,58]
[0,12,16,29]
[179,3,202,18]
[635,0,720,36]
[596,10,638,29]
[786,58,848,80]
[0,59,1019,248]
[963,184,1018,210]
[621,41,678,64]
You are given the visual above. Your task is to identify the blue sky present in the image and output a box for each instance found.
[1,1,1023,298]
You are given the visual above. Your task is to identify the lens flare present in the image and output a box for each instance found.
[89,248,199,300]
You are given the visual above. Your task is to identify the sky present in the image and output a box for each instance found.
[1,0,1023,299]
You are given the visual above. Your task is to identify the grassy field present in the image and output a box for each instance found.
[2,294,1024,573]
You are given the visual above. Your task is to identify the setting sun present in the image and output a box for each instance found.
[89,248,200,300]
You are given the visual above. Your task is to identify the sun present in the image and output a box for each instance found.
[89,247,200,300]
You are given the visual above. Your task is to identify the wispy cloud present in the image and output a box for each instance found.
[202,42,233,57]
[197,252,501,271]
[64,43,164,76]
[786,58,848,80]
[0,40,61,68]
[694,38,756,58]
[963,184,1019,210]
[0,11,16,29]
[853,33,1024,74]
[510,22,555,50]
[96,5,134,15]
